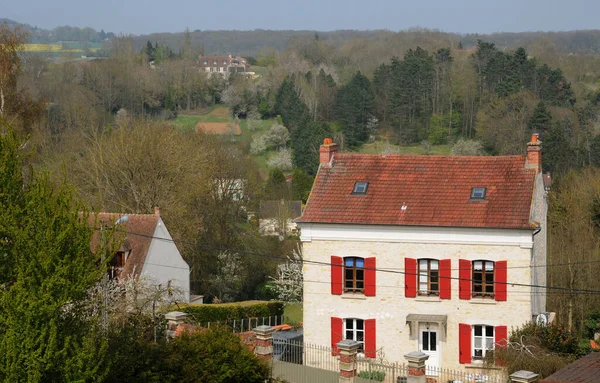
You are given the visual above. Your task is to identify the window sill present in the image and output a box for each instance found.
[341,293,367,300]
[415,296,441,302]
[469,299,497,305]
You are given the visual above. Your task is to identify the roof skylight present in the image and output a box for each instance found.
[352,181,369,195]
[470,187,487,200]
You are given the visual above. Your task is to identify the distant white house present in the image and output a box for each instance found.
[91,208,190,302]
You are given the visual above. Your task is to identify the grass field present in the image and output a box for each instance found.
[23,43,100,53]
[283,302,303,325]
[358,141,452,155]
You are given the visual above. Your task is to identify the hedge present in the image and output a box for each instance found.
[180,300,284,323]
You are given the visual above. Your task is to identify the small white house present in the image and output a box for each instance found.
[92,208,190,302]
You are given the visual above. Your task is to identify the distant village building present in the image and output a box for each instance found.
[198,54,252,77]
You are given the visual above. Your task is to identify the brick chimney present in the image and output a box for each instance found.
[154,206,161,216]
[320,138,338,166]
[526,133,542,172]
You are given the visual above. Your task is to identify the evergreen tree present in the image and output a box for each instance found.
[291,121,332,176]
[528,101,552,133]
[543,117,574,174]
[291,168,314,203]
[334,71,375,147]
[145,40,156,61]
[275,77,310,132]
[0,124,108,381]
[265,168,287,199]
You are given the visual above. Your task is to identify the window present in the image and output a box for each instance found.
[352,181,369,195]
[223,60,227,65]
[203,60,208,65]
[108,251,127,280]
[344,318,364,352]
[418,259,439,295]
[213,60,217,65]
[473,325,494,359]
[344,257,364,292]
[473,260,495,298]
[470,187,486,200]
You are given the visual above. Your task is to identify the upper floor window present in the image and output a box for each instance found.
[473,325,494,360]
[473,260,494,298]
[344,257,364,293]
[418,259,439,296]
[352,181,369,195]
[470,187,486,200]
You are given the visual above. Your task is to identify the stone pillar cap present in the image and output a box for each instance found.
[510,370,539,380]
[337,339,362,350]
[254,325,275,334]
[404,351,430,362]
[165,311,188,321]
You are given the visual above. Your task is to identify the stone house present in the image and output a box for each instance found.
[198,54,251,77]
[296,136,548,373]
[91,208,191,302]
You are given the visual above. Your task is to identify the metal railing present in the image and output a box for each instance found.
[271,339,507,383]
[189,315,284,333]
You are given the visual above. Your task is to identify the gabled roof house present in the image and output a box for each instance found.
[297,135,548,374]
[90,208,190,302]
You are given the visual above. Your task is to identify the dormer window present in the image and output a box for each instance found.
[203,60,208,65]
[470,187,486,200]
[352,182,369,195]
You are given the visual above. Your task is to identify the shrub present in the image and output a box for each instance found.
[180,301,284,323]
[451,139,485,156]
[267,148,293,170]
[357,370,385,381]
[162,326,270,383]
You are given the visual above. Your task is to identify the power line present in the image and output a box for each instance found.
[121,229,600,296]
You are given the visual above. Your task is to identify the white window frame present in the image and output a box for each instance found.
[344,318,364,352]
[473,325,494,360]
[418,258,439,296]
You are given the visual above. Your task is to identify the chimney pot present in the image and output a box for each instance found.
[526,134,542,173]
[320,138,338,166]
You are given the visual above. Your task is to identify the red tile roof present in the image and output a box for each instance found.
[541,351,600,383]
[89,213,159,277]
[298,154,538,229]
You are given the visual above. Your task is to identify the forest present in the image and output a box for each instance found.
[3,19,600,351]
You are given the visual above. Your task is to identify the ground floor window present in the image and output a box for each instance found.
[473,325,494,359]
[344,318,364,352]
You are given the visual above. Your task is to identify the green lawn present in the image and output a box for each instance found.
[358,141,452,155]
[283,302,303,325]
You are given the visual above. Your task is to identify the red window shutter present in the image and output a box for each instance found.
[364,319,377,358]
[495,325,508,366]
[495,261,507,302]
[439,259,451,299]
[495,325,508,348]
[331,256,343,295]
[364,257,376,297]
[459,259,471,300]
[459,323,472,364]
[331,317,343,356]
[405,258,417,298]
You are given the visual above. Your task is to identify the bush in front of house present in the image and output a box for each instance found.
[357,370,386,381]
[180,301,284,323]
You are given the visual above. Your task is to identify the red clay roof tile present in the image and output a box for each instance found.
[298,153,537,229]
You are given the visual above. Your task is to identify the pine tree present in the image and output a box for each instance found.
[0,124,108,381]
[275,77,310,132]
[529,101,552,133]
[543,117,574,174]
[334,71,375,147]
[291,121,332,176]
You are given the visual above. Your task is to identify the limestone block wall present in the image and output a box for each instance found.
[302,238,532,372]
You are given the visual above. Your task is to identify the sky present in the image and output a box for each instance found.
[2,0,599,35]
